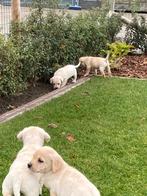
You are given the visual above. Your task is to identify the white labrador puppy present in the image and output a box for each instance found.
[28,146,101,196]
[50,64,80,89]
[2,126,50,196]
[78,53,112,77]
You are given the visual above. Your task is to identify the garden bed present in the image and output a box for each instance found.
[0,54,147,115]
[0,82,52,115]
[112,54,147,78]
[0,71,85,115]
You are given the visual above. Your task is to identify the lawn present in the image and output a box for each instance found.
[0,77,147,196]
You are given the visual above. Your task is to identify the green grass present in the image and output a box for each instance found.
[1,77,147,196]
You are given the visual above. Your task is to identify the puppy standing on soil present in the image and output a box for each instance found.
[50,64,80,89]
[2,126,50,196]
[78,53,112,77]
[28,146,101,196]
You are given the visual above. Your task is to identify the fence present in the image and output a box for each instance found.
[0,0,101,35]
[0,0,31,35]
[0,0,74,35]
[0,3,10,34]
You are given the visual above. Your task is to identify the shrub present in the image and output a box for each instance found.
[10,9,48,84]
[11,9,70,83]
[6,7,122,94]
[106,14,123,43]
[125,16,147,53]
[0,35,25,96]
[12,8,122,79]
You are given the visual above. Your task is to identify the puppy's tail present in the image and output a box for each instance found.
[106,52,112,77]
[106,52,110,61]
[75,62,81,69]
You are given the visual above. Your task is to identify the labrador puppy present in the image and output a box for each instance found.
[50,64,80,89]
[28,146,101,196]
[78,53,112,77]
[2,126,50,196]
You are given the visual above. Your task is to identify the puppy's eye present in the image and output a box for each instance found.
[38,158,44,163]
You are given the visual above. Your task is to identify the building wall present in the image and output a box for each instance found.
[79,0,101,9]
[115,0,147,12]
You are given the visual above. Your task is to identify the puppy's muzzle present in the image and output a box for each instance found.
[27,162,32,169]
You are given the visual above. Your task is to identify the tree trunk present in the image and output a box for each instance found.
[11,0,21,22]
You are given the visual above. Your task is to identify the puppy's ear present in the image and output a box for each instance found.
[17,130,23,141]
[50,77,53,84]
[44,132,51,143]
[59,77,64,84]
[51,155,62,173]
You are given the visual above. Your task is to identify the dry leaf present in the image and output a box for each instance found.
[81,91,90,96]
[7,105,16,110]
[33,116,44,120]
[74,103,80,109]
[66,133,76,142]
[48,123,58,128]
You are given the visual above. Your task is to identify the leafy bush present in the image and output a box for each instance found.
[125,16,147,53]
[11,8,122,80]
[107,41,134,68]
[106,14,123,43]
[1,7,122,95]
[0,35,25,96]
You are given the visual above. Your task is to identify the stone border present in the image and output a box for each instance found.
[0,78,90,123]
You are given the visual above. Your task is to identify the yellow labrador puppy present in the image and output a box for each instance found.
[2,126,50,196]
[50,64,80,89]
[28,146,101,196]
[78,53,112,77]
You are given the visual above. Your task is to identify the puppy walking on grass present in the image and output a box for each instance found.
[28,146,101,196]
[50,64,80,89]
[2,126,50,196]
[78,53,112,77]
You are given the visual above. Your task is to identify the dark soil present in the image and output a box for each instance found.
[0,83,53,115]
[0,54,147,115]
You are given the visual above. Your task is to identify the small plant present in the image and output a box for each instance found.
[107,41,134,68]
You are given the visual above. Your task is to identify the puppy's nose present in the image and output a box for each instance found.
[27,163,32,168]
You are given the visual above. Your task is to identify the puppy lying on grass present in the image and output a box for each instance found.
[2,126,50,196]
[28,146,101,196]
[78,53,112,77]
[50,64,80,89]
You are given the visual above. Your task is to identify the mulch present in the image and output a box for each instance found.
[0,54,147,115]
[112,54,147,78]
